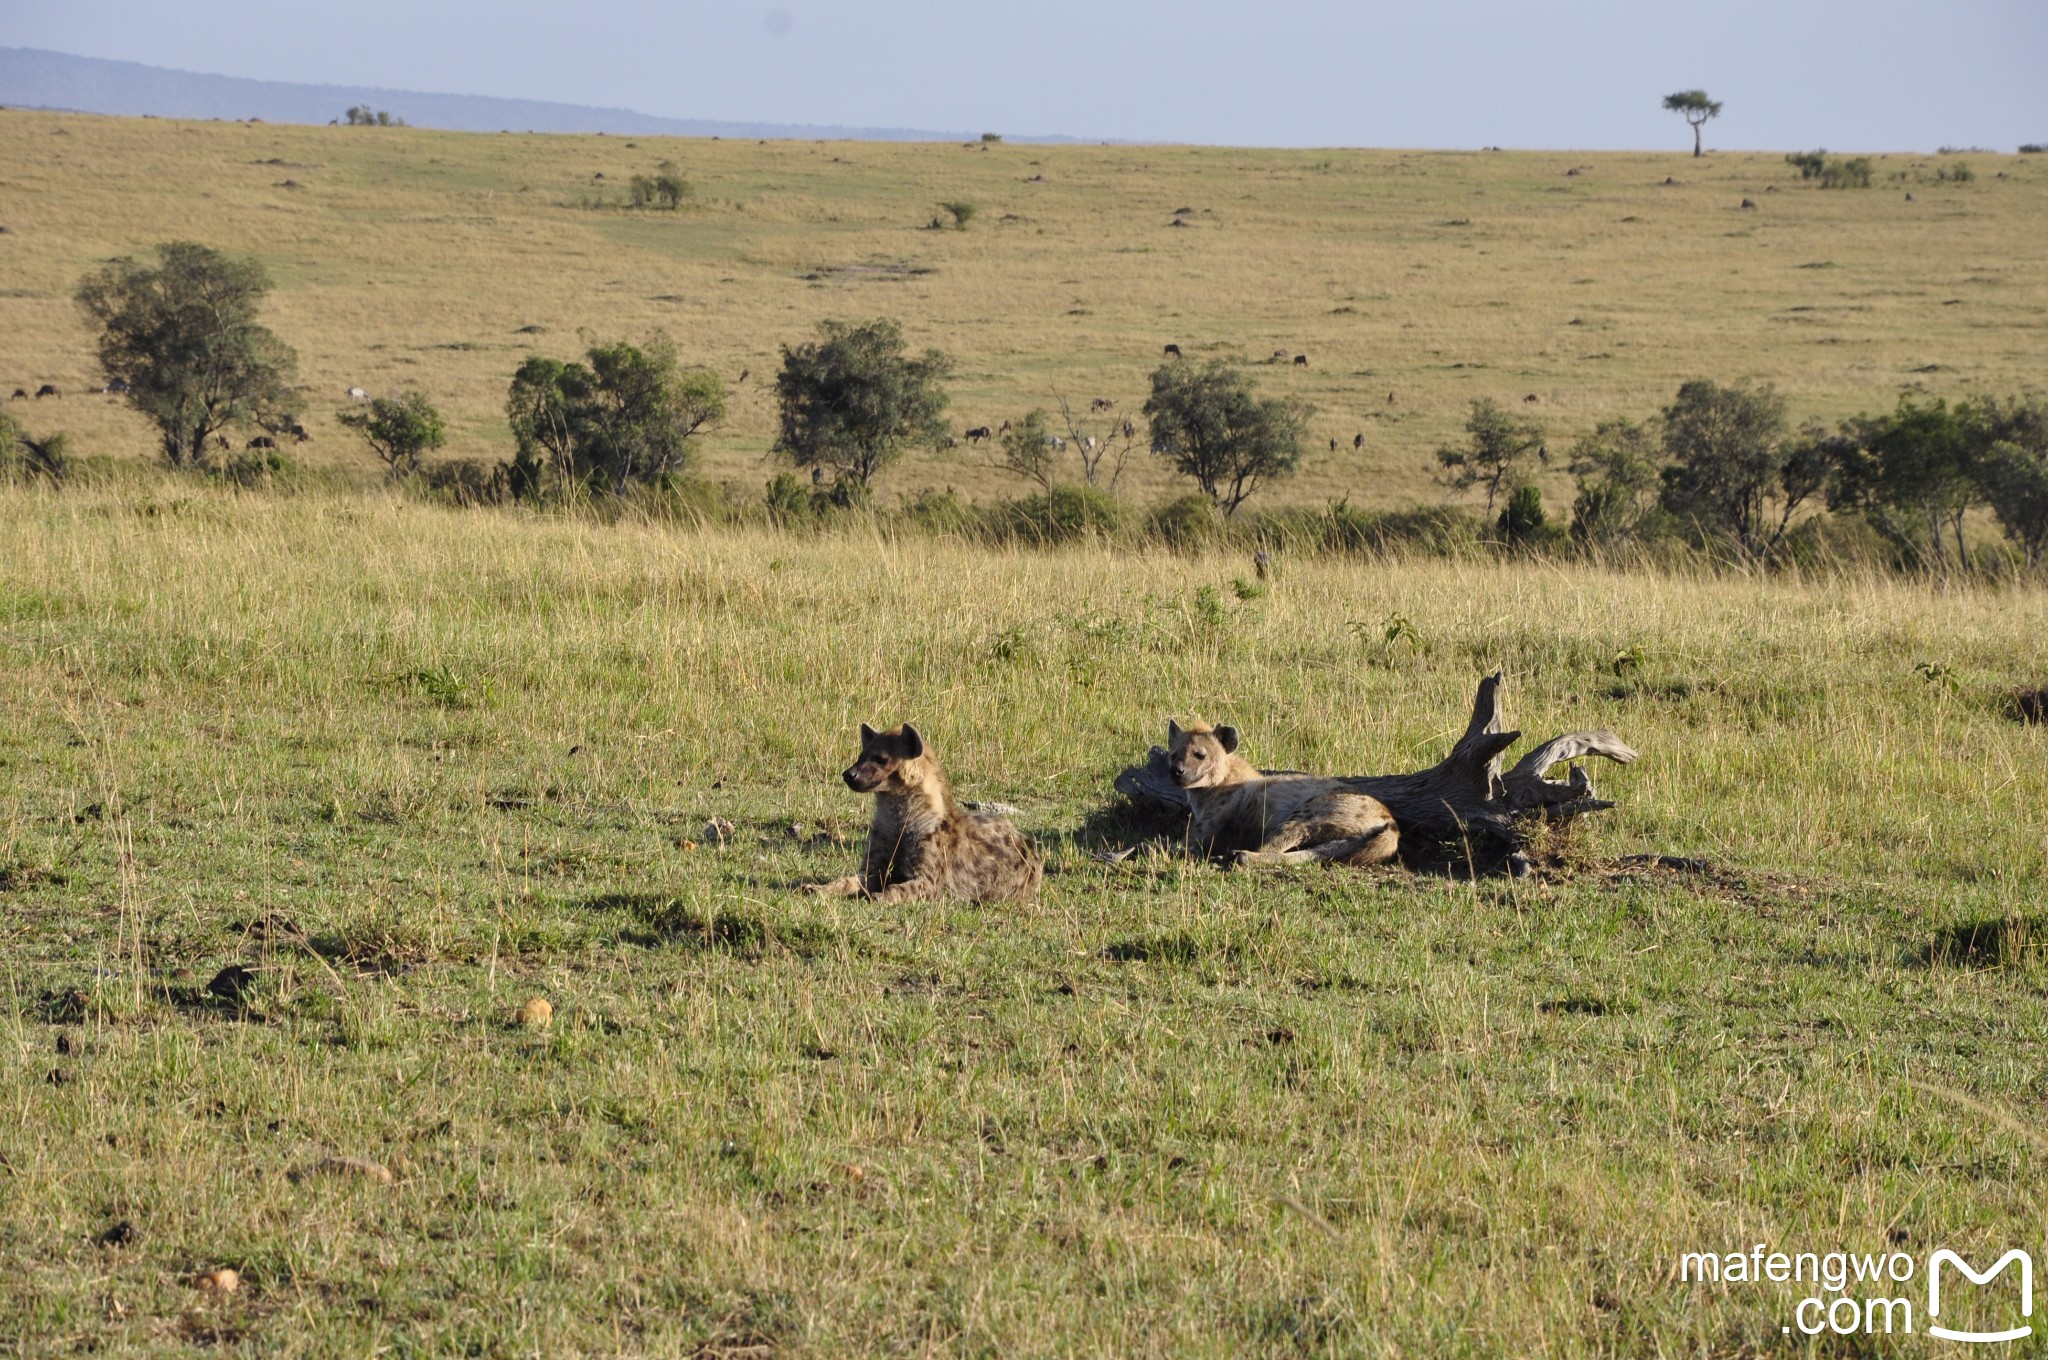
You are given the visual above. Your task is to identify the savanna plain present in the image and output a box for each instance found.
[2,112,2048,1357]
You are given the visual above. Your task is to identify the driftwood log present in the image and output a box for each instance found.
[1113,672,1637,849]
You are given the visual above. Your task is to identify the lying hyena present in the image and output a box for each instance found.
[1166,720,1400,868]
[804,722,1042,902]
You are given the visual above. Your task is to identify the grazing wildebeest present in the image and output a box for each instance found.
[738,369,750,383]
[8,389,25,401]
[288,422,311,442]
[812,467,825,485]
[1524,393,1540,404]
[1122,418,1136,438]
[998,419,1012,435]
[1329,438,1337,451]
[1163,343,1182,358]
[1387,391,1396,403]
[1082,436,1097,454]
[247,435,277,450]
[1353,433,1364,449]
[1293,354,1308,367]
[942,435,958,449]
[965,426,992,443]
[346,386,368,400]
[1090,398,1115,412]
[1271,350,1289,362]
[107,378,131,394]
[34,384,59,398]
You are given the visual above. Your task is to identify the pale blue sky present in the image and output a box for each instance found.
[7,0,2045,149]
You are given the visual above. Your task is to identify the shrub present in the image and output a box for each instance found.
[1819,157,1873,189]
[992,484,1126,546]
[421,458,509,507]
[1147,493,1221,552]
[938,201,977,230]
[2021,144,2046,155]
[899,487,976,536]
[1496,483,1554,547]
[1785,150,1828,180]
[1934,161,1975,183]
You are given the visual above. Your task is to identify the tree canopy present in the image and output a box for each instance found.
[1657,380,1824,560]
[340,389,448,479]
[1436,398,1545,516]
[1142,361,1308,517]
[505,335,723,496]
[1662,90,1723,157]
[74,242,300,470]
[773,318,953,493]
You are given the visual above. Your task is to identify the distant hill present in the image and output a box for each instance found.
[0,46,1084,143]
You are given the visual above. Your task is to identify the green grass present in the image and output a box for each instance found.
[4,482,2048,1354]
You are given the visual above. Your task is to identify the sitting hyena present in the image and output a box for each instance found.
[804,722,1042,902]
[1167,720,1400,868]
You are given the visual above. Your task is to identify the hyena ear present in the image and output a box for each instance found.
[1214,725,1240,753]
[898,723,926,759]
[1166,719,1184,745]
[859,722,879,744]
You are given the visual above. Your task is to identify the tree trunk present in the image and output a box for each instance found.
[1113,672,1637,846]
[1693,121,1704,157]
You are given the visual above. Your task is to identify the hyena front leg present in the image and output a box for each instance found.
[802,875,866,897]
[1236,822,1397,868]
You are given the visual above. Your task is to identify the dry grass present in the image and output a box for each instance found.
[1,111,2043,510]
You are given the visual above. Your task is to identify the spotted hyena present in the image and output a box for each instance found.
[804,722,1042,902]
[1166,720,1400,868]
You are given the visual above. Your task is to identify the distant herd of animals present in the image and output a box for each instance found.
[805,719,1402,905]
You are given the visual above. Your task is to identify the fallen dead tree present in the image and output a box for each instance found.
[1112,672,1637,863]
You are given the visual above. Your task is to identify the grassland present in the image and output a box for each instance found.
[4,112,2048,1357]
[4,480,2048,1356]
[1,111,2044,510]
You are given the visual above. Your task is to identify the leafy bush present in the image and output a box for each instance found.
[1785,150,1828,180]
[628,162,690,210]
[1934,161,1975,183]
[421,458,509,507]
[1147,493,1220,551]
[991,484,1126,546]
[938,201,977,230]
[1819,157,1873,189]
[1495,483,1555,547]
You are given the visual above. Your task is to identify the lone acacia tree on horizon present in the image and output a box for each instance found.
[1663,90,1723,157]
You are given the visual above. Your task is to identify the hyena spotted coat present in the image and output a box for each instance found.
[805,723,1042,902]
[1167,720,1400,868]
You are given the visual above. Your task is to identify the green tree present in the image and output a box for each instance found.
[1657,380,1825,560]
[1143,360,1308,517]
[1663,90,1723,158]
[1971,395,2048,569]
[504,335,723,496]
[75,242,300,471]
[773,318,953,493]
[1496,483,1550,547]
[999,410,1058,489]
[1436,398,1544,516]
[1567,417,1664,546]
[1828,396,1982,569]
[339,389,447,479]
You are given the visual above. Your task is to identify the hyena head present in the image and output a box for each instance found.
[843,722,929,794]
[1166,719,1240,789]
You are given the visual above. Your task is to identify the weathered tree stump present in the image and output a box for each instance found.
[1112,672,1637,850]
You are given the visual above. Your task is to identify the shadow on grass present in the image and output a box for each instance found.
[1922,915,2048,969]
[579,892,836,958]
